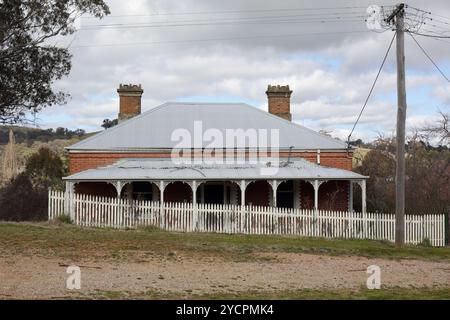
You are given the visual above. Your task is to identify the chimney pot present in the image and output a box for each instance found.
[266,84,293,121]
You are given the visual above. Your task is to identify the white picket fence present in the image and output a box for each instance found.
[48,189,448,247]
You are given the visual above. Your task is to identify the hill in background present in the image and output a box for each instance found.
[0,125,370,176]
[0,126,96,173]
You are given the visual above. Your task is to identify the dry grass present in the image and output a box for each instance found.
[74,286,450,300]
[1,222,449,300]
[0,222,449,263]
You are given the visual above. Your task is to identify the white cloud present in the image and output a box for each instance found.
[35,0,450,142]
[434,84,450,104]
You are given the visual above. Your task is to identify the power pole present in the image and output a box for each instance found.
[386,3,406,246]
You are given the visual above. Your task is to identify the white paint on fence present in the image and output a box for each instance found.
[48,189,447,247]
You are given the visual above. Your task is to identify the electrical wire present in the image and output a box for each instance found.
[82,10,367,24]
[79,16,366,31]
[408,31,450,39]
[80,12,366,27]
[408,32,450,84]
[79,6,369,19]
[347,32,396,148]
[70,30,371,49]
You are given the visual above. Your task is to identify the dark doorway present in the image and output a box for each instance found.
[277,181,294,208]
[203,184,224,204]
[131,182,152,200]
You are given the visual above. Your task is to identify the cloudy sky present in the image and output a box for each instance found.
[37,0,450,142]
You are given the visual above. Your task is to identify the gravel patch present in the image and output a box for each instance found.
[1,252,449,299]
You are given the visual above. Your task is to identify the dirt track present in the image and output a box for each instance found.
[1,252,449,299]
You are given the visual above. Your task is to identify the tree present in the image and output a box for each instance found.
[0,172,48,221]
[0,0,110,124]
[25,146,65,190]
[349,138,363,147]
[405,138,450,215]
[102,118,118,129]
[354,133,450,215]
[73,128,85,136]
[0,146,66,221]
[354,149,396,212]
[55,127,66,136]
[0,129,19,185]
[421,111,450,147]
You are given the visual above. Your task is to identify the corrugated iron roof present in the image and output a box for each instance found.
[68,102,348,151]
[64,157,367,181]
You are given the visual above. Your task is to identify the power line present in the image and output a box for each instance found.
[80,19,365,30]
[406,5,431,15]
[377,5,427,33]
[408,32,450,84]
[79,16,366,31]
[430,12,450,22]
[419,29,450,37]
[80,11,366,28]
[403,6,450,34]
[421,20,450,33]
[408,6,450,22]
[427,17,450,27]
[432,37,450,45]
[86,10,367,23]
[409,31,450,39]
[70,30,371,49]
[80,6,369,19]
[347,32,396,146]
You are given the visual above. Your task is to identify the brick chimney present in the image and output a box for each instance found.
[266,84,292,121]
[117,84,143,122]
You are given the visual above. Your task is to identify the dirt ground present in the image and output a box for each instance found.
[1,251,449,299]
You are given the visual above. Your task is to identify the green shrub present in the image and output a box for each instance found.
[139,225,162,233]
[0,173,47,221]
[420,238,432,247]
[56,214,72,224]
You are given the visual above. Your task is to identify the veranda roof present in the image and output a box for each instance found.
[64,158,367,181]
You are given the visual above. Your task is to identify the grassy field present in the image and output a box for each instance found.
[1,222,449,300]
[0,222,449,262]
[80,287,450,300]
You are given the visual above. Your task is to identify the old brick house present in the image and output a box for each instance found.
[64,84,367,212]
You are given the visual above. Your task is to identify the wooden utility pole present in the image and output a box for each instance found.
[387,3,407,246]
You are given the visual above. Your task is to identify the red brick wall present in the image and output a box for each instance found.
[75,182,117,197]
[299,181,314,209]
[75,181,194,203]
[300,180,349,211]
[73,180,349,210]
[290,151,353,171]
[245,180,270,206]
[69,152,169,174]
[68,150,353,174]
[164,182,192,203]
[68,150,352,211]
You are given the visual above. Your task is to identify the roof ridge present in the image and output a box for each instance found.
[167,101,247,105]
